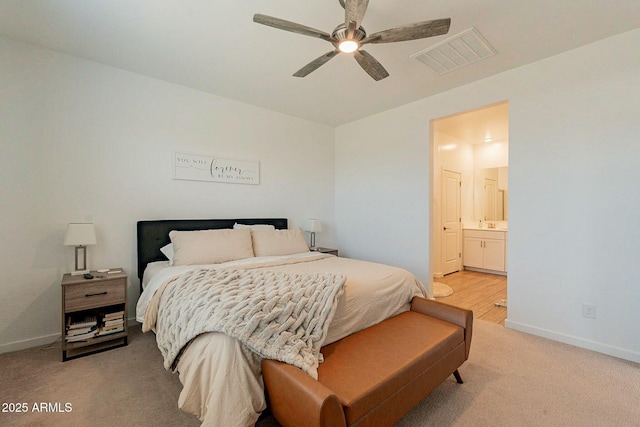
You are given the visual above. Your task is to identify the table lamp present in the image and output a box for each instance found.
[64,223,97,275]
[303,219,322,250]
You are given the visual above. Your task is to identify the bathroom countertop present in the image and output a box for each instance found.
[463,226,508,231]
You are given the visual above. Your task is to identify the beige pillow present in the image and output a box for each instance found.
[233,223,275,231]
[251,228,310,257]
[169,228,254,265]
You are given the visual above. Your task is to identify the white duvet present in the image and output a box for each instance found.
[136,252,427,427]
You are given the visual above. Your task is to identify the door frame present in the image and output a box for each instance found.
[429,100,510,302]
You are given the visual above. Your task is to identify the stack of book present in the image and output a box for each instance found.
[98,310,125,336]
[66,315,98,342]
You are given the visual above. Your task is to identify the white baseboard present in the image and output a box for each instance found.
[463,266,507,276]
[0,317,141,355]
[505,319,640,364]
[0,333,60,355]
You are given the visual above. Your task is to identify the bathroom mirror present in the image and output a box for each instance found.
[475,167,508,221]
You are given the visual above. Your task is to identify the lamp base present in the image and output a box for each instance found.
[72,245,89,275]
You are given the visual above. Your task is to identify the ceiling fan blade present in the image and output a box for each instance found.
[353,50,389,81]
[293,50,340,78]
[253,14,333,42]
[344,0,369,29]
[361,18,451,44]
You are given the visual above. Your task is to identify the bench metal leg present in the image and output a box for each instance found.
[453,369,463,384]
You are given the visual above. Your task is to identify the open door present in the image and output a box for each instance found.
[442,169,461,275]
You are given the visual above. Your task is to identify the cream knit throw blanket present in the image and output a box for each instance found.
[155,268,345,379]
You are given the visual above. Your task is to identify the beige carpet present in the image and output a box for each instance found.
[1,322,639,426]
[433,281,454,297]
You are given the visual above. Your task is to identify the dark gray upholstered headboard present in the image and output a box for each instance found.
[136,218,288,282]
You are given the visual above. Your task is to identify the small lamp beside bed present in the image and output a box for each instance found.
[63,222,97,275]
[303,219,322,250]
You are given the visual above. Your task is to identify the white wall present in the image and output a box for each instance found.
[335,29,640,362]
[0,37,336,352]
[334,107,431,281]
[436,132,475,223]
[474,141,509,169]
[3,29,640,363]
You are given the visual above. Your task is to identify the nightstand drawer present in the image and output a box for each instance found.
[65,279,126,312]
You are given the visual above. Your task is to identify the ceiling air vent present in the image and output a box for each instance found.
[411,27,497,74]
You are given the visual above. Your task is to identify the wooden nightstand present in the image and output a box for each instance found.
[315,247,339,256]
[61,269,128,361]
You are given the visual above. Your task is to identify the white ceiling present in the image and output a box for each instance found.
[1,1,639,128]
[435,101,509,145]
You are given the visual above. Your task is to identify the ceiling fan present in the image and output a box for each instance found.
[253,0,451,81]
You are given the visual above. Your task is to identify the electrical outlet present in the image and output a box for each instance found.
[583,303,596,319]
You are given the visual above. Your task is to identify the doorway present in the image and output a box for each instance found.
[430,101,509,320]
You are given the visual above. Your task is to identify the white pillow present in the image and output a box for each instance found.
[233,223,276,231]
[160,243,175,265]
[251,228,310,257]
[169,228,254,266]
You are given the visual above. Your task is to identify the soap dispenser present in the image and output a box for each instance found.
[478,220,483,228]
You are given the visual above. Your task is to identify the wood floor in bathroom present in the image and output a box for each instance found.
[435,270,508,325]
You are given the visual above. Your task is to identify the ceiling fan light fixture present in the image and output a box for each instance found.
[338,40,359,53]
[332,23,366,53]
[253,4,452,80]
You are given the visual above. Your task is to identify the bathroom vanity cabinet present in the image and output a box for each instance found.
[463,229,507,274]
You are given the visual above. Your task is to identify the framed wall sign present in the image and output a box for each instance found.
[173,152,260,185]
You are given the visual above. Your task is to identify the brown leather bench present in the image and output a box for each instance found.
[263,296,473,427]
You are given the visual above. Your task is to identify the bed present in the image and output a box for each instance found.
[135,218,428,427]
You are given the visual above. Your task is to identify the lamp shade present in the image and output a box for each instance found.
[63,223,97,246]
[303,219,323,233]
